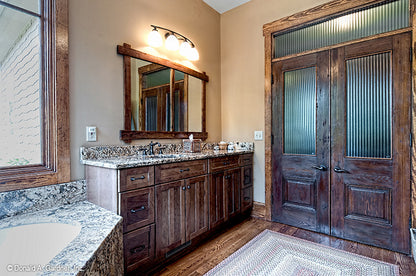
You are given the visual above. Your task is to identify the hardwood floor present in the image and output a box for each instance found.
[155,217,416,276]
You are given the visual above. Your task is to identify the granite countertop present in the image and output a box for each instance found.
[80,149,254,169]
[0,201,122,275]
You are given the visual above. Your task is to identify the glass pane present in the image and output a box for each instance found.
[174,70,184,81]
[166,92,171,131]
[1,0,40,15]
[346,53,391,158]
[0,6,41,167]
[274,0,409,58]
[174,90,180,131]
[145,96,157,131]
[143,68,170,89]
[284,67,316,155]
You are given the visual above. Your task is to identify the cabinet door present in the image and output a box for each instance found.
[155,180,186,258]
[226,168,241,219]
[185,175,209,240]
[209,171,226,228]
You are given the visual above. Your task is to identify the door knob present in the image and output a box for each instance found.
[312,165,327,171]
[334,167,350,173]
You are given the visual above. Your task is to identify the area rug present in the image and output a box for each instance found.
[205,229,399,276]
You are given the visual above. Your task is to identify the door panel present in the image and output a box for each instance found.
[186,175,209,241]
[330,33,411,253]
[272,51,330,234]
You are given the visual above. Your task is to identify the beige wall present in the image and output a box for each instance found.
[69,0,221,180]
[220,0,328,203]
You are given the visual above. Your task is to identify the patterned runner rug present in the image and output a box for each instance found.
[205,229,399,276]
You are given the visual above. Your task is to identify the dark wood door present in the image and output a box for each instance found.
[210,171,226,228]
[272,33,411,253]
[330,33,411,253]
[185,175,209,240]
[226,168,241,219]
[272,51,331,234]
[155,180,186,258]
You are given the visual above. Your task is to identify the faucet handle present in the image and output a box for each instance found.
[138,148,148,156]
[158,147,166,155]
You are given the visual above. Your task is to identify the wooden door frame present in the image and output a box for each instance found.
[263,0,416,225]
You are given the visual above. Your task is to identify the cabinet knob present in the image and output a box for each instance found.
[244,197,250,201]
[187,185,191,189]
[130,206,146,213]
[182,186,186,190]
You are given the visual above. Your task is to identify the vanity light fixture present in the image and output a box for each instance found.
[148,25,199,61]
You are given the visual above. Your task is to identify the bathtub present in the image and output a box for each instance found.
[0,222,81,275]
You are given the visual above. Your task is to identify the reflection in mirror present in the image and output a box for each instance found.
[130,57,202,133]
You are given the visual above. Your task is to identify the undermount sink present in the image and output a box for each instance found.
[145,154,187,159]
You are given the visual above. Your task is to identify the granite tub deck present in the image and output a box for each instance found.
[80,149,254,169]
[0,201,123,275]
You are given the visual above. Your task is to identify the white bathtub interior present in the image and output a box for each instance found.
[0,222,81,275]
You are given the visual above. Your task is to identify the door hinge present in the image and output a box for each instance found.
[410,133,412,147]
[271,134,274,145]
[410,47,413,62]
[271,74,274,85]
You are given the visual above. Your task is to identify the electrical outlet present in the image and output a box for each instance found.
[86,126,97,142]
[254,130,263,141]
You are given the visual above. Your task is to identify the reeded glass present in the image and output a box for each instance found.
[346,52,392,158]
[145,96,157,131]
[274,0,409,58]
[284,67,316,155]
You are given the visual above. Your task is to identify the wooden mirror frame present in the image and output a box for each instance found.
[117,43,209,143]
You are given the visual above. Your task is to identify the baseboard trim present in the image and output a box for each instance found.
[251,201,266,219]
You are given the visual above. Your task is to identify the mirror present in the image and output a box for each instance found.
[117,44,208,142]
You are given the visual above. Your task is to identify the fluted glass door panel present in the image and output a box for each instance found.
[284,67,316,155]
[346,52,392,158]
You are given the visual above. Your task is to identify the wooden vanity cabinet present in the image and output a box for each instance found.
[209,155,241,228]
[85,165,156,273]
[85,153,253,274]
[155,160,209,260]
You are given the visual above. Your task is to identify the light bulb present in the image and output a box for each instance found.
[148,29,163,47]
[165,34,179,51]
[179,40,191,57]
[187,47,199,61]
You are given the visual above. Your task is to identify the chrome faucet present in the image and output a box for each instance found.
[148,141,161,155]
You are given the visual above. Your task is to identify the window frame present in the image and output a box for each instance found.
[0,0,69,192]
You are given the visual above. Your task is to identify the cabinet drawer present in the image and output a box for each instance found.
[241,186,253,212]
[209,155,240,172]
[119,166,154,192]
[124,224,155,273]
[240,154,253,166]
[242,165,253,188]
[155,159,207,184]
[120,187,154,233]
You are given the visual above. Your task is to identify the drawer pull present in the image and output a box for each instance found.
[225,175,231,179]
[187,185,191,189]
[243,158,250,162]
[244,197,250,201]
[130,206,146,213]
[130,175,145,181]
[130,245,146,254]
[179,168,190,173]
[223,161,230,165]
[182,186,186,190]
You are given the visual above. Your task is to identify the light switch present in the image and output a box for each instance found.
[86,126,97,142]
[254,130,263,141]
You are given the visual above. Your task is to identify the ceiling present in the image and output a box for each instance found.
[203,0,251,14]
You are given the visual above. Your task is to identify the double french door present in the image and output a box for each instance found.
[271,33,411,253]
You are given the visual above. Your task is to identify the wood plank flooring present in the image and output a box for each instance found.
[155,217,416,276]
